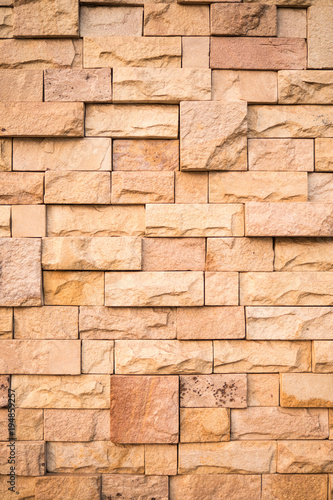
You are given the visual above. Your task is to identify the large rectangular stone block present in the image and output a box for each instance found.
[44,271,104,305]
[142,238,205,271]
[170,475,261,500]
[262,475,328,500]
[212,70,277,104]
[211,4,277,36]
[113,139,179,171]
[14,306,78,339]
[277,441,333,473]
[111,172,174,204]
[44,171,111,204]
[44,409,109,441]
[308,7,333,69]
[80,6,142,36]
[44,68,111,102]
[248,138,314,171]
[0,69,42,101]
[35,476,101,500]
[144,5,209,36]
[281,373,333,407]
[180,374,247,408]
[279,70,333,104]
[275,237,333,271]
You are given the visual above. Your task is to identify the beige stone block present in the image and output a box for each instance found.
[44,271,104,306]
[231,407,328,440]
[47,441,144,473]
[0,408,43,440]
[14,138,111,171]
[180,101,247,171]
[113,68,211,103]
[281,373,333,407]
[275,237,333,271]
[146,204,244,237]
[0,239,42,307]
[106,271,203,307]
[44,409,109,441]
[0,477,35,499]
[309,173,333,202]
[207,237,273,272]
[0,172,43,204]
[14,306,78,340]
[248,105,333,138]
[248,138,314,171]
[0,139,11,171]
[102,475,169,499]
[262,475,328,500]
[47,205,145,237]
[12,374,110,408]
[36,476,101,500]
[12,205,46,237]
[14,0,78,37]
[330,411,333,439]
[180,374,247,408]
[0,375,10,407]
[214,340,311,373]
[42,237,141,271]
[316,138,333,172]
[0,39,82,69]
[179,441,276,474]
[180,408,230,443]
[145,445,177,476]
[142,238,205,271]
[111,171,174,204]
[170,475,261,500]
[177,306,245,340]
[115,340,212,374]
[245,202,333,237]
[44,171,111,204]
[86,104,178,139]
[212,70,277,104]
[0,206,10,237]
[246,306,333,340]
[211,4,277,36]
[313,341,333,372]
[277,8,307,37]
[79,306,176,340]
[205,272,239,306]
[82,340,114,373]
[144,4,209,35]
[0,441,45,476]
[0,308,12,339]
[182,37,209,68]
[175,172,208,203]
[84,36,181,68]
[0,102,84,137]
[308,7,333,69]
[279,70,333,104]
[247,374,279,407]
[0,7,12,37]
[113,139,179,171]
[44,68,111,102]
[277,441,333,473]
[0,340,80,375]
[0,69,42,101]
[80,6,142,36]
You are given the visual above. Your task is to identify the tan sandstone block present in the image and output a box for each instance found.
[0,139,11,171]
[44,271,104,306]
[0,7,11,38]
[86,104,178,139]
[84,36,181,68]
[262,475,328,500]
[245,202,333,237]
[14,138,111,171]
[12,205,46,237]
[214,340,311,373]
[106,271,203,307]
[175,172,208,203]
[0,69,42,101]
[177,307,245,340]
[313,341,333,373]
[44,409,109,441]
[115,340,212,374]
[111,171,174,204]
[331,413,333,439]
[281,373,333,407]
[0,239,42,307]
[170,475,261,500]
[248,138,314,171]
[36,476,101,500]
[247,374,279,407]
[209,171,307,203]
[102,475,169,499]
[248,105,333,138]
[113,139,178,171]
[0,441,45,476]
[0,308,12,339]
[44,68,111,102]
[207,238,273,272]
[279,70,333,104]
[0,102,84,137]
[82,340,114,374]
[0,408,43,440]
[146,204,244,237]
[80,6,142,36]
[309,173,333,202]
[275,237,333,271]
[212,70,277,104]
[316,139,333,172]
[277,8,307,38]
[308,7,333,69]
[0,376,10,407]
[144,4,209,36]
[179,441,276,474]
[42,237,141,271]
[211,4,277,36]
[47,441,144,473]
[0,477,35,499]
[0,340,80,375]
[47,205,145,237]
[14,306,78,340]
[145,445,177,476]
[0,172,43,204]
[12,374,110,408]
[79,306,176,340]
[182,37,209,68]
[142,238,205,271]
[180,374,247,408]
[0,206,10,237]
[44,171,111,204]
[180,408,230,443]
[180,101,247,171]
[277,441,333,473]
[231,407,328,440]
[205,272,239,306]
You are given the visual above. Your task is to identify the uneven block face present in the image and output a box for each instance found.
[144,5,209,36]
[15,306,78,339]
[274,237,333,271]
[0,139,11,171]
[84,36,181,68]
[44,271,104,305]
[0,173,43,205]
[263,475,328,500]
[111,171,174,204]
[313,341,333,373]
[281,373,333,407]
[0,69,42,101]
[277,8,307,38]
[45,171,111,204]
[0,477,36,499]
[35,476,101,500]
[82,340,114,374]
[44,409,109,441]
[309,173,333,202]
[113,139,179,171]
[212,70,277,104]
[0,7,12,37]
[0,441,45,476]
[0,375,10,407]
[182,37,209,68]
[180,101,247,171]
[279,70,333,104]
[12,205,46,237]
[247,374,279,407]
[248,139,314,171]
[211,37,306,70]
[80,6,143,37]
[0,307,12,339]
[180,374,247,408]
[145,444,177,476]
[102,475,169,500]
[110,376,179,444]
[277,441,333,473]
[142,238,205,271]
[308,7,333,69]
[44,68,111,102]
[170,475,261,500]
[180,408,230,443]
[206,238,273,272]
[205,272,239,306]
[175,172,208,203]
[0,205,10,237]
[211,4,277,36]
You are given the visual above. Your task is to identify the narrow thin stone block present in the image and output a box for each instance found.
[0,205,10,237]
[0,139,11,171]
[316,139,333,171]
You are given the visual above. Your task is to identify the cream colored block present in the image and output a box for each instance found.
[12,205,46,238]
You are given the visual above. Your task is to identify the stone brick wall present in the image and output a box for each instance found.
[0,0,332,499]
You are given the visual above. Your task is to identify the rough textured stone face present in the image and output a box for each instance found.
[35,476,101,500]
[102,475,169,500]
[313,341,333,373]
[0,7,12,38]
[180,408,230,442]
[144,4,209,36]
[0,441,45,476]
[308,7,333,69]
[0,139,11,171]
[0,375,10,407]
[315,138,333,171]
[44,171,111,204]
[82,339,114,374]
[0,205,10,237]
[14,306,78,339]
[0,172,43,204]
[262,475,328,500]
[281,374,333,407]
[212,70,277,104]
[0,307,12,338]
[211,4,277,36]
[274,238,333,272]
[111,171,174,204]
[170,475,261,500]
[205,272,239,306]
[247,374,279,407]
[180,374,247,408]
[279,70,333,104]
[44,409,109,441]
[44,271,104,305]
[142,238,205,271]
[80,6,143,37]
[248,139,314,171]
[113,139,178,171]
[0,69,42,101]
[144,444,177,476]
[277,8,307,38]
[277,441,333,473]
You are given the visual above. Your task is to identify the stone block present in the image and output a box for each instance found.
[279,70,333,104]
[142,238,205,271]
[144,4,209,36]
[145,445,177,476]
[180,408,230,442]
[180,374,247,408]
[14,306,78,339]
[316,139,333,171]
[0,7,12,37]
[182,37,209,68]
[277,8,307,37]
[170,475,261,500]
[36,476,101,500]
[0,172,43,204]
[211,4,277,36]
[247,374,279,406]
[80,6,142,36]
[0,69,42,101]
[113,139,178,171]
[102,475,168,500]
[281,373,333,407]
[262,474,328,500]
[205,272,239,306]
[44,68,111,102]
[0,441,45,476]
[308,7,333,68]
[212,70,277,104]
[44,271,104,305]
[0,206,10,237]
[44,171,111,204]
[12,205,46,237]
[0,139,11,171]
[313,341,333,372]
[44,409,109,441]
[275,237,333,271]
[248,138,314,171]
[82,340,114,373]
[175,172,208,203]
[277,441,333,473]
[111,171,174,204]
[176,307,245,340]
